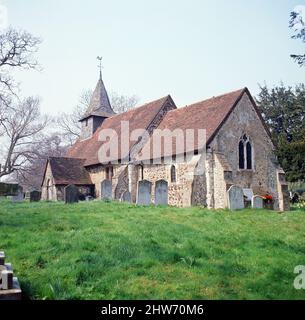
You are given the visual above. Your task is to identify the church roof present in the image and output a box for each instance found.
[79,76,115,121]
[46,157,93,185]
[138,88,252,159]
[67,95,174,166]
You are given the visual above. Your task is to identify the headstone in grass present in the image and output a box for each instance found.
[30,190,41,202]
[101,180,112,200]
[12,186,24,203]
[64,185,79,204]
[227,185,244,210]
[121,190,131,203]
[252,195,263,209]
[155,180,168,205]
[137,180,152,206]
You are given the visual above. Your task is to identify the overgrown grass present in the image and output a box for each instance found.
[0,200,304,300]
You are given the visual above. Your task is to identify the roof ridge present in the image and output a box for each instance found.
[173,88,246,112]
[102,95,170,120]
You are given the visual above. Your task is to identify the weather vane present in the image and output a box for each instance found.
[97,56,103,79]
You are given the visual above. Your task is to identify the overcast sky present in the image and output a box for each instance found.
[3,0,305,115]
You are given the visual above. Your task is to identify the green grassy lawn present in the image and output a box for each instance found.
[0,200,304,300]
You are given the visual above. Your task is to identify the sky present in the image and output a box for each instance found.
[2,0,305,115]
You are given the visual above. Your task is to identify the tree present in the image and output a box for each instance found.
[0,28,41,105]
[10,133,67,190]
[290,7,305,66]
[0,97,49,179]
[256,83,305,181]
[57,90,139,145]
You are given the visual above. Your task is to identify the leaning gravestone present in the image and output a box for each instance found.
[155,180,168,205]
[30,190,41,202]
[121,190,131,203]
[227,185,244,210]
[101,180,112,200]
[64,185,79,204]
[252,195,264,209]
[12,186,24,203]
[137,180,152,206]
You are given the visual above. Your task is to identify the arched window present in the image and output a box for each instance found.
[239,135,253,170]
[171,165,176,183]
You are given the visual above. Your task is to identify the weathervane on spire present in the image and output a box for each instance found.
[97,56,103,79]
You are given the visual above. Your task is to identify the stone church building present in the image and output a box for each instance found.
[41,74,289,211]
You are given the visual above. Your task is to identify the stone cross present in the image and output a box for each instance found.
[137,180,152,206]
[227,185,245,210]
[155,180,168,205]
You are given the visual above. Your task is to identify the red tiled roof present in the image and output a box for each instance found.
[67,95,173,166]
[49,157,93,185]
[138,88,247,159]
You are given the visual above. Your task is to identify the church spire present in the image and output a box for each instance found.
[79,58,115,121]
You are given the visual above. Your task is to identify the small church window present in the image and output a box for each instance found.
[171,165,176,183]
[239,141,245,169]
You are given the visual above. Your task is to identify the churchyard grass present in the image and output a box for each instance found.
[0,200,304,300]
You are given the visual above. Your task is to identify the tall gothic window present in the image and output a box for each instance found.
[239,134,253,170]
[171,165,176,183]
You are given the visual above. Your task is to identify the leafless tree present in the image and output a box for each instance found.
[9,133,68,190]
[110,91,139,114]
[0,97,49,179]
[0,28,41,105]
[57,89,139,145]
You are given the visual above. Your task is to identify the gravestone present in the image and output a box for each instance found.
[30,190,41,202]
[64,185,79,204]
[227,185,244,210]
[155,180,168,205]
[137,180,152,206]
[121,190,131,203]
[12,186,24,203]
[252,196,264,209]
[101,180,112,200]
